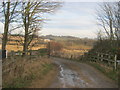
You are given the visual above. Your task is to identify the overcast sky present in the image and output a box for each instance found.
[64,0,118,2]
[0,0,118,38]
[41,2,98,38]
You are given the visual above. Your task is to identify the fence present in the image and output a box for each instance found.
[87,52,119,70]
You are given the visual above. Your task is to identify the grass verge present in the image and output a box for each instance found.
[87,61,119,82]
[3,57,54,88]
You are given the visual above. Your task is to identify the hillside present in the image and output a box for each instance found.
[42,35,80,40]
[42,35,96,47]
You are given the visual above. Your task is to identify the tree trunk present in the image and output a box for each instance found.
[23,30,28,56]
[22,9,30,56]
[23,18,29,56]
[2,2,10,59]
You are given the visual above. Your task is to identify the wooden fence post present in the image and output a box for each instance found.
[97,53,99,61]
[108,55,111,66]
[101,54,103,61]
[114,54,117,70]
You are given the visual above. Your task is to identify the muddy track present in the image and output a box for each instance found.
[49,57,118,88]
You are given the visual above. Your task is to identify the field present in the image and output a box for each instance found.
[0,35,47,52]
[51,36,94,59]
[0,35,95,58]
[0,44,46,52]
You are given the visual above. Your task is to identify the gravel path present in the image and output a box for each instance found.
[49,57,118,88]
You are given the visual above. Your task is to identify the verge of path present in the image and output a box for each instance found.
[28,64,58,88]
[51,57,118,88]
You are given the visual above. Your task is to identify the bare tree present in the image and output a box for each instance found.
[20,0,61,56]
[0,0,19,58]
[47,41,63,56]
[95,1,120,55]
[96,2,115,40]
[113,1,120,59]
[113,2,120,41]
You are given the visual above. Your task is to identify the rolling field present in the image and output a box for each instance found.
[0,35,94,55]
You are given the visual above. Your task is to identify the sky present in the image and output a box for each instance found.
[63,0,118,2]
[0,0,118,38]
[41,2,98,38]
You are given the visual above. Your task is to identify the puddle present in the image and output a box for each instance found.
[55,61,88,88]
[51,58,118,88]
[55,61,89,88]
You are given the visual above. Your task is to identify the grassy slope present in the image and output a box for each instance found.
[3,56,58,88]
[78,59,119,83]
[87,62,118,81]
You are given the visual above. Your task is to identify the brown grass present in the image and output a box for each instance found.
[0,35,47,52]
[57,48,89,59]
[5,44,46,52]
[67,45,92,50]
[28,64,58,88]
[2,56,57,88]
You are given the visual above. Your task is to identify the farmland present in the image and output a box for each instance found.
[0,34,95,53]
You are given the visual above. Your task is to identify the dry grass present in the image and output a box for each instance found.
[87,61,119,81]
[0,44,46,52]
[28,64,58,88]
[67,45,92,50]
[0,43,46,52]
[56,43,92,59]
[63,49,88,54]
[56,48,89,59]
[2,56,57,88]
[6,45,23,51]
[0,35,47,52]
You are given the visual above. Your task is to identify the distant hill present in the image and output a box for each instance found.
[42,35,80,41]
[41,35,96,47]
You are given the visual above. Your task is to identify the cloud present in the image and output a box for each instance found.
[64,0,119,2]
[40,2,99,38]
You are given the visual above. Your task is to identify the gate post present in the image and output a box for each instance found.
[114,54,117,70]
[2,50,6,59]
[48,42,50,58]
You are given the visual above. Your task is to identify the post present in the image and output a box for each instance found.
[71,55,73,59]
[101,54,103,61]
[114,54,117,70]
[108,55,111,66]
[2,50,6,59]
[48,42,50,58]
[97,53,99,61]
[0,50,2,60]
